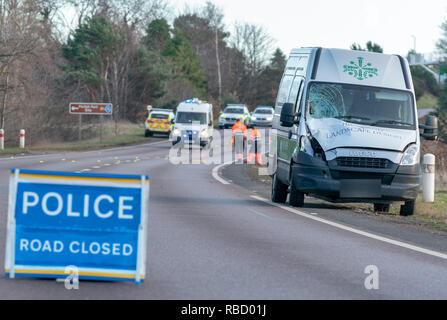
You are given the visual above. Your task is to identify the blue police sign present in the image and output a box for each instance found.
[4,169,149,284]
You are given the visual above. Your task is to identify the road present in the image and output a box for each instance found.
[0,139,446,299]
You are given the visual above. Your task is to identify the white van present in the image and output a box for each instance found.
[171,98,214,148]
[270,47,438,216]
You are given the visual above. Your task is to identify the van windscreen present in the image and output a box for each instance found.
[176,112,206,125]
[306,82,415,129]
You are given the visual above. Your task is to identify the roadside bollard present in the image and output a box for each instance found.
[422,154,435,203]
[19,129,25,149]
[0,129,4,150]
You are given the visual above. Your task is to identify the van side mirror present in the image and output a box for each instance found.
[280,103,295,127]
[420,115,438,141]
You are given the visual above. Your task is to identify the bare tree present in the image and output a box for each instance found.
[231,22,274,106]
[232,22,273,76]
[0,0,44,129]
[201,1,224,101]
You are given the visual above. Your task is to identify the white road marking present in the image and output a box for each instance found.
[250,195,447,261]
[211,161,233,185]
[248,208,273,220]
[0,154,62,162]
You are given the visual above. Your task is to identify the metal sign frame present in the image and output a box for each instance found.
[4,169,149,284]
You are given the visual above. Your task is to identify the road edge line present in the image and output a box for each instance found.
[212,161,233,185]
[251,195,447,261]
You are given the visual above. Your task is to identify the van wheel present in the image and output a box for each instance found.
[272,173,288,203]
[374,203,390,213]
[145,130,153,137]
[289,177,304,207]
[400,200,415,216]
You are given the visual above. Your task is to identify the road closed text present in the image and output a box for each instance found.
[18,239,133,257]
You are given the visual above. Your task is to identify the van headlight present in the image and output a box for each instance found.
[200,130,209,139]
[266,116,273,121]
[172,129,181,137]
[400,144,420,166]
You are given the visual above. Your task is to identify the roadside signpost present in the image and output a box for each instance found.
[69,103,113,142]
[4,169,149,284]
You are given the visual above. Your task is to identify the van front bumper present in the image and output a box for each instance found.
[291,153,421,202]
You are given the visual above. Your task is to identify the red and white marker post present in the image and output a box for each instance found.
[0,129,4,150]
[19,129,25,149]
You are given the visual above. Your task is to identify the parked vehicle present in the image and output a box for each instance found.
[269,47,438,216]
[218,104,251,129]
[249,106,274,127]
[145,108,175,137]
[171,99,214,148]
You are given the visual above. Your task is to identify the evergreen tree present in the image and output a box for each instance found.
[62,15,125,101]
[437,17,447,141]
[350,41,383,53]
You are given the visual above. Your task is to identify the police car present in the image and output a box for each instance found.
[218,104,251,129]
[145,108,175,137]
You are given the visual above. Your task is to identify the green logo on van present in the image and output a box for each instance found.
[343,57,378,81]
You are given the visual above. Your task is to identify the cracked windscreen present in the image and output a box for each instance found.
[306,82,416,129]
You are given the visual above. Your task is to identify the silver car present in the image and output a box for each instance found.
[249,106,274,127]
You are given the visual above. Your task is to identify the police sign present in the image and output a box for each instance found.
[4,169,149,284]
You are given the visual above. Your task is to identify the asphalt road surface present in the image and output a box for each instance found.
[0,139,446,299]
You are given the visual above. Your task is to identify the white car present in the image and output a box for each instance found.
[249,106,274,127]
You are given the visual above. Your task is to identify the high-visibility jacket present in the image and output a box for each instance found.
[232,121,247,138]
[249,128,261,140]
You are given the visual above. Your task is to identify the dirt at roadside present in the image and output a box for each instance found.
[421,139,447,190]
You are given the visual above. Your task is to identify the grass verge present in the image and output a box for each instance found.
[0,124,157,155]
[417,93,439,109]
[414,191,447,225]
[384,191,447,231]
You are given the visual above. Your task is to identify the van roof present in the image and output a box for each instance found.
[177,99,212,113]
[289,48,411,91]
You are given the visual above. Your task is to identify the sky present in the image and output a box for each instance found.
[168,0,447,59]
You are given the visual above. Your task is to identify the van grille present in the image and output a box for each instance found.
[336,157,392,169]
